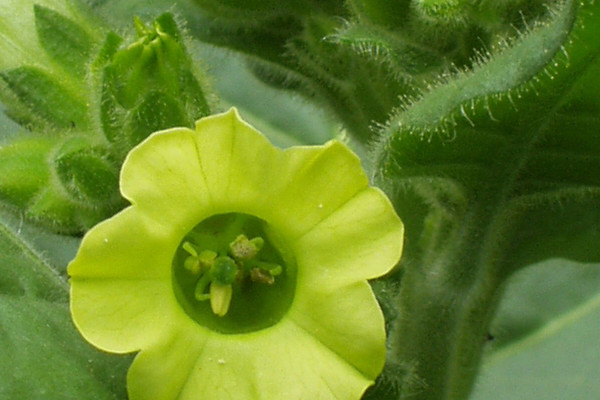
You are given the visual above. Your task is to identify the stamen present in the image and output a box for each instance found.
[247,260,282,274]
[194,273,212,301]
[230,234,264,260]
[250,268,275,285]
[184,256,201,274]
[183,247,216,275]
[182,241,198,257]
[198,250,217,269]
[210,282,233,317]
[173,213,292,323]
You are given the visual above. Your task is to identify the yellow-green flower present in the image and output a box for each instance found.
[68,108,403,400]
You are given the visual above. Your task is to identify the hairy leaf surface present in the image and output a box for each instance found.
[372,0,600,398]
[0,206,131,399]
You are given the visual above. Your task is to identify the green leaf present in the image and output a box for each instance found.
[326,22,442,79]
[0,66,89,130]
[1,10,213,233]
[472,260,600,399]
[375,0,600,270]
[0,136,53,207]
[372,0,600,398]
[0,0,101,134]
[0,0,88,70]
[189,0,551,145]
[346,0,410,28]
[34,4,94,76]
[0,206,131,399]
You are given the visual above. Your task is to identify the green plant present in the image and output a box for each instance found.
[0,0,598,399]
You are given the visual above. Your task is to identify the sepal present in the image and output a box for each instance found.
[54,138,121,205]
[33,4,94,76]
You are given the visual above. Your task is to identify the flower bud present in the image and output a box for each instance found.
[99,13,211,159]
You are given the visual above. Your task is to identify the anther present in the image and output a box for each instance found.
[210,282,233,317]
[250,268,275,285]
[198,250,217,269]
[230,234,264,260]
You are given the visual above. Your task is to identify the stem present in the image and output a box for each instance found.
[389,208,509,400]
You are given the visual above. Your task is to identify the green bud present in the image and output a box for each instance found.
[99,13,211,158]
[124,90,189,146]
[54,137,121,205]
[93,32,123,70]
[25,183,102,232]
[0,135,113,233]
[0,7,216,234]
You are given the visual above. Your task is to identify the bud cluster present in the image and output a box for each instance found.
[0,9,212,232]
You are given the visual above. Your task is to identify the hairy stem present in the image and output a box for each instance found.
[390,207,508,399]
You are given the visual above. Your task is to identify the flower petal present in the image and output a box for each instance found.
[188,109,371,238]
[274,141,371,239]
[68,108,405,400]
[128,320,373,400]
[68,207,181,353]
[70,279,175,353]
[294,187,403,288]
[122,108,373,241]
[120,126,212,232]
[290,281,387,379]
[68,207,175,279]
[189,108,288,216]
[127,326,209,400]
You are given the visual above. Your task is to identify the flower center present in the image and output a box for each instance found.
[172,213,296,334]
